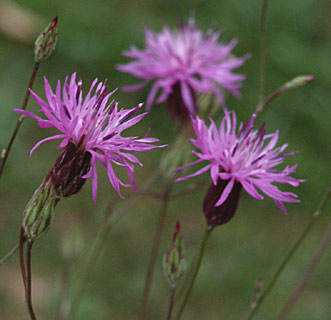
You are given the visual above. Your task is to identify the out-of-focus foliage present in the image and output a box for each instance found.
[0,1,330,319]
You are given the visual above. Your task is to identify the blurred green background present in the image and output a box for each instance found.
[0,0,330,319]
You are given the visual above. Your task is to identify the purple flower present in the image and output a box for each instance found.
[175,111,305,214]
[117,17,247,119]
[15,73,165,202]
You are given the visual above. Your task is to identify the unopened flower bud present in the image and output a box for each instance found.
[203,179,242,227]
[284,75,314,90]
[22,179,57,240]
[34,16,58,62]
[163,222,186,288]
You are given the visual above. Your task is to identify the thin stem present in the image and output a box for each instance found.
[0,61,40,177]
[26,240,37,320]
[67,170,161,320]
[140,182,172,320]
[175,225,214,320]
[245,189,330,320]
[19,227,27,295]
[255,75,314,117]
[0,242,19,266]
[255,85,285,118]
[257,0,268,109]
[166,286,176,320]
[277,223,331,320]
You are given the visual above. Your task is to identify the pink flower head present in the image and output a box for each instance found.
[15,73,165,202]
[175,111,305,214]
[117,17,247,119]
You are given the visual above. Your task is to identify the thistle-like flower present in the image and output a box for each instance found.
[175,111,304,225]
[15,73,165,202]
[117,17,247,124]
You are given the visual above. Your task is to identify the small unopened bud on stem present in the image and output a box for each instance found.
[34,16,58,62]
[22,179,57,241]
[163,222,186,288]
[164,222,186,320]
[255,74,315,117]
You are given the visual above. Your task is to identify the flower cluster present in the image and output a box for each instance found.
[175,111,304,216]
[117,17,247,123]
[15,73,165,202]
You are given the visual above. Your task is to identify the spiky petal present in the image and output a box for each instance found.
[175,111,305,214]
[14,73,165,202]
[117,17,247,119]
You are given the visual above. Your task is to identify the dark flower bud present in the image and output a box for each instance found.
[49,141,91,198]
[167,82,196,126]
[203,179,242,227]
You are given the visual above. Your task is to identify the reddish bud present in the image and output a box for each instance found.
[47,141,91,199]
[167,82,196,125]
[203,179,242,227]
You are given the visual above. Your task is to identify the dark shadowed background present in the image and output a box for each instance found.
[0,0,330,319]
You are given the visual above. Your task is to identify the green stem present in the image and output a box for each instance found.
[277,223,331,320]
[0,61,40,177]
[140,182,172,320]
[0,243,19,266]
[257,0,268,109]
[175,225,214,320]
[245,189,330,320]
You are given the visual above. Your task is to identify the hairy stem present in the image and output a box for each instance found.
[245,189,330,320]
[175,225,214,320]
[0,62,40,177]
[277,223,331,320]
[140,182,172,320]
